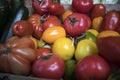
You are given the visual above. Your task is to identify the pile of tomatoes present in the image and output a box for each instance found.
[0,0,120,80]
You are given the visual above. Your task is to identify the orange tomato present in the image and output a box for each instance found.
[42,26,66,44]
[62,9,73,22]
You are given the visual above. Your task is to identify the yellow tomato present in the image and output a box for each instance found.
[62,9,73,21]
[75,39,98,61]
[42,26,66,44]
[92,16,103,31]
[98,30,120,39]
[52,37,75,61]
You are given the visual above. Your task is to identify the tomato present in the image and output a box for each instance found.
[75,55,111,80]
[32,53,65,79]
[75,39,98,61]
[92,16,103,31]
[35,48,51,58]
[97,30,120,39]
[32,0,52,15]
[72,0,93,13]
[97,36,120,67]
[100,10,120,31]
[42,26,66,44]
[28,14,43,39]
[48,2,65,16]
[0,36,36,75]
[52,37,75,61]
[12,20,33,37]
[90,4,106,20]
[42,15,62,30]
[63,13,91,37]
[62,9,73,22]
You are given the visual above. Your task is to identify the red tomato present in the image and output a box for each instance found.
[63,13,91,37]
[12,20,33,37]
[100,10,120,32]
[32,54,65,79]
[72,0,93,13]
[75,55,111,80]
[32,0,52,15]
[28,14,43,39]
[42,15,62,30]
[90,4,106,20]
[48,2,65,16]
[35,48,51,58]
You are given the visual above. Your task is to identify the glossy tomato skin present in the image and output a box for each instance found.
[90,4,106,20]
[32,0,52,15]
[28,14,43,39]
[32,54,65,79]
[72,0,93,13]
[35,48,51,58]
[48,2,65,16]
[100,10,120,31]
[12,20,33,37]
[42,15,62,30]
[63,13,91,37]
[75,55,110,80]
[0,36,36,75]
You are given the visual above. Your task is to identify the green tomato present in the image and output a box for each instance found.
[85,32,97,43]
[52,37,75,61]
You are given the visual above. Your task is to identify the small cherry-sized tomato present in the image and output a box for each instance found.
[42,26,66,44]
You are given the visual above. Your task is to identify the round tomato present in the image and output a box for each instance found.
[12,20,33,37]
[63,13,91,37]
[42,15,62,30]
[48,2,65,16]
[32,54,65,79]
[32,0,52,15]
[75,55,111,80]
[28,14,43,39]
[52,37,75,61]
[42,26,66,44]
[72,0,93,13]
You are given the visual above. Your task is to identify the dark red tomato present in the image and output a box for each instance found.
[72,0,93,14]
[12,20,33,37]
[35,48,51,58]
[100,10,120,31]
[90,4,106,20]
[28,14,44,39]
[75,55,110,80]
[32,54,65,79]
[32,0,52,15]
[48,2,65,16]
[42,15,62,30]
[63,13,91,37]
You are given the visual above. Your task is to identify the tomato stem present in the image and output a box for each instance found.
[0,47,11,55]
[41,54,53,60]
[69,18,78,26]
